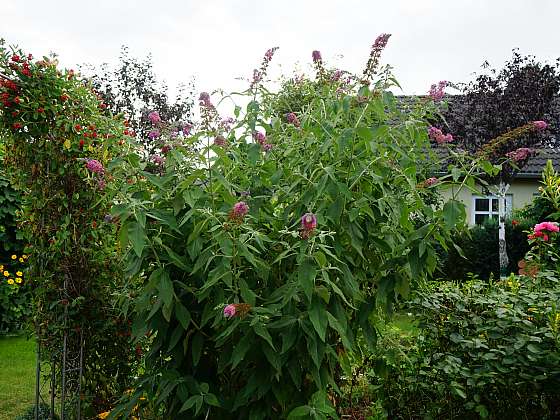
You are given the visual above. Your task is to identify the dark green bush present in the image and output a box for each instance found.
[369,277,560,419]
[441,218,532,281]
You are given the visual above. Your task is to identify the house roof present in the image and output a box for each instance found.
[516,148,560,178]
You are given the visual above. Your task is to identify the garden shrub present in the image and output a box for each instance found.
[441,217,532,281]
[107,40,483,419]
[366,218,560,419]
[16,403,59,420]
[0,41,136,416]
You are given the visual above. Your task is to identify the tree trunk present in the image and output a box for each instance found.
[497,182,510,278]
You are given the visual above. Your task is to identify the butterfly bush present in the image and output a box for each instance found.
[109,35,477,419]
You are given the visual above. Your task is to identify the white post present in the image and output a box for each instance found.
[497,181,510,278]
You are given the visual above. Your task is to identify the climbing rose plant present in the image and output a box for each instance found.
[0,40,136,417]
[107,36,478,419]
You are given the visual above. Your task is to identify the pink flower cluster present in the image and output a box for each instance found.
[372,33,391,51]
[301,212,317,239]
[251,47,279,88]
[506,147,531,162]
[312,50,322,63]
[428,81,447,102]
[428,126,453,144]
[199,92,213,109]
[219,117,236,132]
[425,177,439,187]
[214,135,228,148]
[86,159,104,174]
[148,111,161,125]
[533,120,548,130]
[253,131,274,151]
[229,201,249,222]
[148,129,160,140]
[528,221,559,241]
[286,112,300,127]
[223,304,236,318]
[264,47,278,63]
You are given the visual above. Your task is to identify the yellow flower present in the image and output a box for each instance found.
[3,271,9,277]
[16,271,23,277]
[19,258,24,263]
[15,277,22,284]
[528,307,536,312]
[97,412,110,419]
[11,255,17,260]
[7,279,14,285]
[23,254,28,259]
[0,265,3,270]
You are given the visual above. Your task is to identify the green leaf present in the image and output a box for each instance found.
[254,324,275,350]
[179,395,202,413]
[128,221,146,257]
[191,333,204,366]
[308,296,328,342]
[298,260,317,302]
[231,333,252,368]
[158,270,174,307]
[175,303,191,330]
[287,405,312,419]
[442,199,466,228]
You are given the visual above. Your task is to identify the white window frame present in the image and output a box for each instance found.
[471,194,513,225]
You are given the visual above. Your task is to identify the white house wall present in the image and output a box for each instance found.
[440,179,540,226]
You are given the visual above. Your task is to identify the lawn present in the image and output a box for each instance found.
[0,334,36,419]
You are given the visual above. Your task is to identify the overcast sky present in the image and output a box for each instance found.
[2,0,559,98]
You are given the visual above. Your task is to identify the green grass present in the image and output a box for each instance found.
[0,334,36,420]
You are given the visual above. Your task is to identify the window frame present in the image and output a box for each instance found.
[471,194,513,225]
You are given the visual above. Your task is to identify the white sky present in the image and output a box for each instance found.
[2,0,559,98]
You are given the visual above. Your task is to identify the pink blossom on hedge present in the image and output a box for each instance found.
[372,33,391,51]
[534,221,559,233]
[214,135,228,147]
[223,304,236,318]
[286,112,300,127]
[86,159,104,174]
[428,126,453,144]
[182,123,193,136]
[148,111,161,124]
[199,92,213,108]
[148,129,160,140]
[312,50,322,63]
[506,147,531,162]
[97,179,106,190]
[262,143,273,152]
[253,131,266,145]
[331,70,342,82]
[264,47,278,62]
[428,81,447,101]
[533,120,548,130]
[301,213,317,231]
[232,201,249,217]
[152,155,165,165]
[425,177,439,186]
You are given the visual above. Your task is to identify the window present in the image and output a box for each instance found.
[472,195,513,225]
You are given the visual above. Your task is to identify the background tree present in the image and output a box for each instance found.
[442,51,560,275]
[81,46,195,158]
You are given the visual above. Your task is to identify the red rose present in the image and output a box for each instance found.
[60,94,69,102]
[79,139,84,149]
[11,55,20,62]
[37,107,44,113]
[75,124,81,131]
[12,123,22,130]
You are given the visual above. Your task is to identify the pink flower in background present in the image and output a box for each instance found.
[533,120,548,130]
[262,143,273,152]
[300,213,317,239]
[312,50,322,63]
[253,131,266,145]
[286,112,300,127]
[86,159,104,174]
[425,177,439,186]
[214,135,228,147]
[372,33,391,51]
[148,111,161,124]
[97,179,106,190]
[229,201,249,223]
[152,155,165,165]
[148,129,160,140]
[223,304,236,318]
[182,123,193,136]
[506,147,531,162]
[428,126,453,144]
[534,221,559,233]
[301,213,317,231]
[264,47,278,62]
[199,92,213,108]
[219,117,236,132]
[428,81,447,101]
[331,69,343,82]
